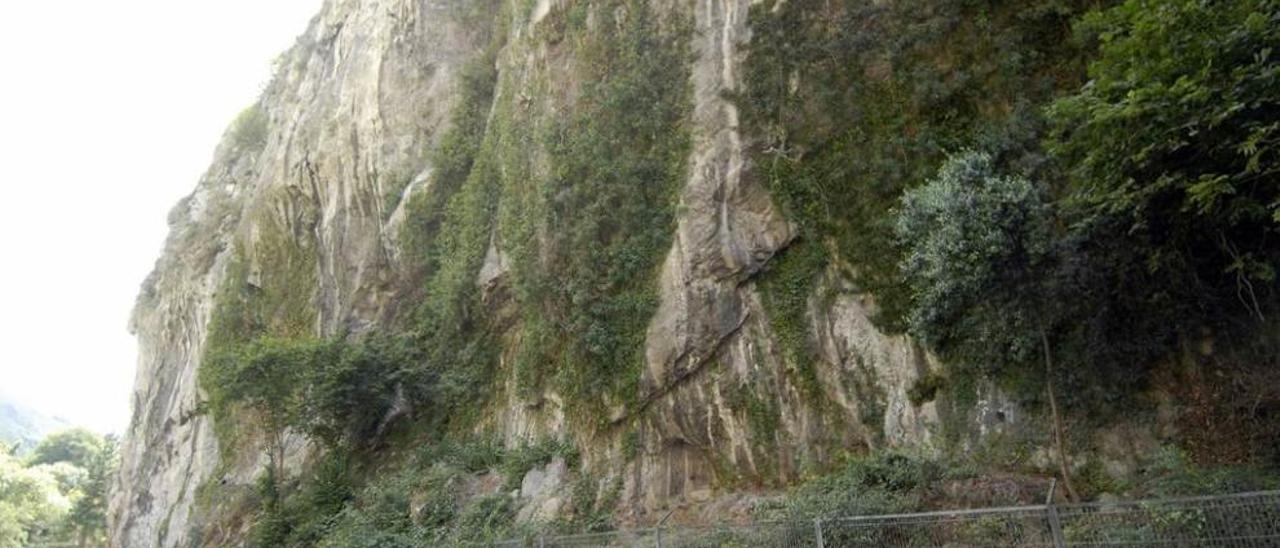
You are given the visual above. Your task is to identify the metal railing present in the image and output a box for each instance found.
[484,489,1280,547]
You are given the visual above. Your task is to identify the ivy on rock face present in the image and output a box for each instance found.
[741,0,1097,334]
[188,0,1280,542]
[498,0,693,422]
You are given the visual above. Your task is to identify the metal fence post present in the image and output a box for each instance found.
[538,534,546,548]
[1045,479,1067,548]
[655,509,673,548]
[814,518,826,548]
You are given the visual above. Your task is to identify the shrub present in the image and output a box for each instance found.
[740,0,1094,333]
[454,494,514,542]
[1141,447,1280,498]
[896,151,1057,372]
[202,334,418,457]
[906,372,947,407]
[417,438,504,473]
[229,104,269,152]
[297,335,414,447]
[249,468,289,548]
[1049,0,1280,330]
[500,439,577,490]
[773,451,951,520]
[282,452,353,546]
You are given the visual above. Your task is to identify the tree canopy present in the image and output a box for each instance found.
[27,428,102,469]
[0,430,115,547]
[897,151,1059,372]
[1049,0,1280,323]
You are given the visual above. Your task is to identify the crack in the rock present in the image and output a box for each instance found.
[611,310,750,429]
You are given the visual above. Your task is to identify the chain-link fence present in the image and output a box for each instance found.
[484,490,1280,547]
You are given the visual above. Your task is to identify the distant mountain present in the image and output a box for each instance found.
[0,393,70,454]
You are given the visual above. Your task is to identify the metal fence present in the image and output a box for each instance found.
[485,490,1280,547]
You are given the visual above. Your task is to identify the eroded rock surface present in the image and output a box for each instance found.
[112,0,958,544]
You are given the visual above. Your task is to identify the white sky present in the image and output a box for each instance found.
[0,0,324,434]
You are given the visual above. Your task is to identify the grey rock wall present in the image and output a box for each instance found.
[111,0,950,544]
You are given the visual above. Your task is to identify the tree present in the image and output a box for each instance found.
[897,151,1077,499]
[27,429,102,469]
[1049,0,1280,324]
[297,336,408,448]
[0,451,70,547]
[66,435,116,547]
[204,338,317,477]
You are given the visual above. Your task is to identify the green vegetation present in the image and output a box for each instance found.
[906,372,946,407]
[230,104,269,152]
[398,44,501,285]
[498,0,693,422]
[743,0,1280,472]
[0,430,117,547]
[202,335,412,459]
[756,241,826,401]
[499,439,578,490]
[765,451,963,520]
[1046,0,1280,350]
[1138,447,1280,497]
[741,0,1095,335]
[238,437,593,547]
[897,151,1079,497]
[191,0,1280,540]
[897,151,1057,374]
[27,428,103,469]
[199,214,320,460]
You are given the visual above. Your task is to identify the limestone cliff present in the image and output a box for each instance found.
[112,0,1249,546]
[111,2,493,544]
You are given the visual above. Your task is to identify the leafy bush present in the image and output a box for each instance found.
[0,450,70,548]
[740,0,1095,335]
[1140,447,1280,497]
[297,335,413,447]
[0,430,116,548]
[416,438,504,474]
[896,151,1057,372]
[907,372,947,407]
[772,451,953,520]
[1049,0,1280,329]
[249,466,293,548]
[312,466,428,548]
[202,334,416,458]
[203,337,320,449]
[454,494,514,543]
[280,452,353,546]
[229,104,269,152]
[500,439,577,490]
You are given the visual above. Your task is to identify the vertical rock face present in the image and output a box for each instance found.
[112,0,948,544]
[627,0,937,508]
[111,2,495,544]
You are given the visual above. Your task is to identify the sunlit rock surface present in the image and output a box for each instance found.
[110,1,959,545]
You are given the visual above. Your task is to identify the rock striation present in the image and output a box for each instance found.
[111,0,969,545]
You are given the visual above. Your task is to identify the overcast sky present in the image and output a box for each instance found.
[0,0,324,434]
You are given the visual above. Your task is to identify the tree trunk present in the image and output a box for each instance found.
[273,428,286,480]
[1041,326,1078,502]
